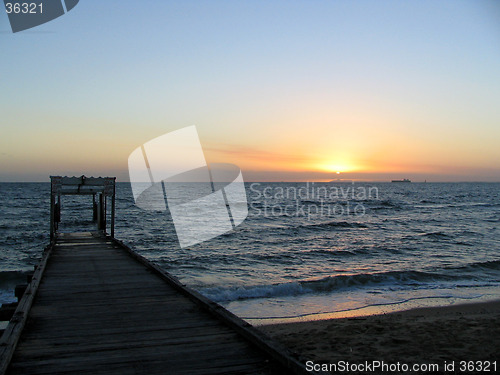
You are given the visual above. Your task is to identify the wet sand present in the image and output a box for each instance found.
[260,300,500,373]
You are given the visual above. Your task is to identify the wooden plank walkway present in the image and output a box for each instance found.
[0,233,312,375]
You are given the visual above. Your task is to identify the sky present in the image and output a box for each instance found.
[1,0,500,182]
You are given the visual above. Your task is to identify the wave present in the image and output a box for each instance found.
[200,269,475,303]
[453,259,500,271]
[233,220,370,237]
[302,221,368,230]
[485,218,500,223]
[447,202,500,208]
[420,199,439,204]
[369,200,405,210]
[301,249,359,257]
[422,231,451,239]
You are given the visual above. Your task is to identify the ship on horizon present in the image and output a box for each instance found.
[391,178,412,183]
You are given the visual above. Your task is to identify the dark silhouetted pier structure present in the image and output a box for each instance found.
[0,176,312,375]
[50,176,116,240]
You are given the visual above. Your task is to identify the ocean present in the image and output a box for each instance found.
[1,182,499,325]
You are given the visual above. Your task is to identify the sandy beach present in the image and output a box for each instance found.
[260,300,500,373]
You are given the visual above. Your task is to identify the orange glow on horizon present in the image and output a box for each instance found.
[317,162,358,174]
[202,136,500,182]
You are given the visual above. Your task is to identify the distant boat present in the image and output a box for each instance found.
[391,179,411,183]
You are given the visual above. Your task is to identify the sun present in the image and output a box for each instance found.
[320,163,351,173]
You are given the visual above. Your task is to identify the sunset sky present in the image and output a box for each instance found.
[1,0,500,182]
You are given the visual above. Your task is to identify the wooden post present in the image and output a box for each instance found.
[55,194,61,231]
[96,194,101,230]
[98,194,105,231]
[103,194,107,233]
[92,193,97,222]
[49,184,55,241]
[104,194,107,232]
[111,179,116,238]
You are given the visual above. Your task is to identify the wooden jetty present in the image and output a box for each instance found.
[0,177,316,375]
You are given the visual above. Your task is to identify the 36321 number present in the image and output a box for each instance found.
[5,2,43,14]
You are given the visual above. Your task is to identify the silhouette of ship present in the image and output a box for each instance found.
[391,179,411,183]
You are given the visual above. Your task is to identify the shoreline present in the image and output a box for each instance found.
[246,290,500,326]
[259,299,500,372]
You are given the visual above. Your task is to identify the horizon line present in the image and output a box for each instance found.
[1,180,499,184]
